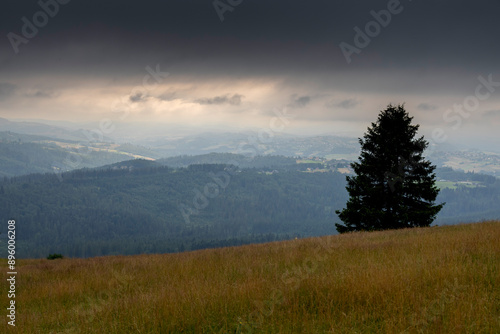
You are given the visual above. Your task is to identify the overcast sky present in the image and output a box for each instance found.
[1,0,500,146]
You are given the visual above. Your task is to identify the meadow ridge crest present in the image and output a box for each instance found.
[4,221,499,333]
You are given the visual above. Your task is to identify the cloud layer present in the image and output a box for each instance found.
[0,0,499,145]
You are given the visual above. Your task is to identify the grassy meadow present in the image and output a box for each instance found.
[2,221,499,333]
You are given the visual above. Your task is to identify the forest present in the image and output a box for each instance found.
[0,162,346,257]
[0,156,499,258]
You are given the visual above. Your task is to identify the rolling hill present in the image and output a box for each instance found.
[4,221,499,333]
[1,159,499,258]
[0,131,160,177]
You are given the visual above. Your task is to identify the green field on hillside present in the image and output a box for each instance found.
[436,181,485,189]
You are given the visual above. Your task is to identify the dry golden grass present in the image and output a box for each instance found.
[2,221,499,333]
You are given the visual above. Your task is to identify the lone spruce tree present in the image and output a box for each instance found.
[335,104,443,233]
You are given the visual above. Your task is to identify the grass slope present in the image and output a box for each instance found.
[3,221,499,333]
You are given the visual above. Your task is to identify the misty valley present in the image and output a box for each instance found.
[1,151,499,258]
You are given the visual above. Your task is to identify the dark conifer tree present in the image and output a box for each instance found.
[335,104,444,233]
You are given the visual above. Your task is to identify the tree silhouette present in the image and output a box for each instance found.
[336,104,444,233]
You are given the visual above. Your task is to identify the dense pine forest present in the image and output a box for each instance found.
[1,162,347,258]
[1,157,499,258]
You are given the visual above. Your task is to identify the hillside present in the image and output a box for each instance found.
[1,160,500,258]
[0,131,160,177]
[0,164,348,258]
[4,221,499,333]
[137,132,360,158]
[158,152,297,169]
[0,140,137,177]
[0,117,101,142]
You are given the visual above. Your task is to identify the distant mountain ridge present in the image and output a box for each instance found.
[0,130,159,177]
[1,117,499,177]
[141,132,361,158]
[0,117,113,142]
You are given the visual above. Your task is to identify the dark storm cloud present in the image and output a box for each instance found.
[2,0,500,139]
[330,98,360,110]
[194,94,243,106]
[417,103,438,111]
[288,95,311,109]
[1,0,499,81]
[158,92,177,102]
[25,89,57,99]
[130,92,147,103]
